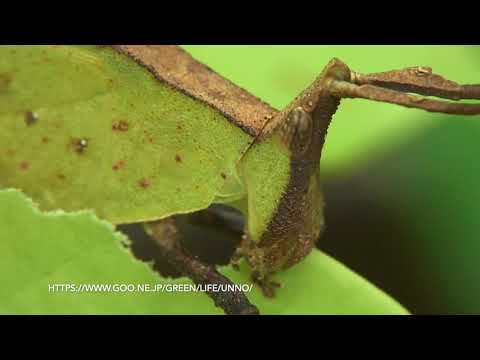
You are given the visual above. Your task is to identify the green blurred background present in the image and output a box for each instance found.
[182,45,480,314]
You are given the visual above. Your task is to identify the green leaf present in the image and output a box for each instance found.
[0,45,250,224]
[0,188,221,314]
[223,254,409,315]
[0,189,408,314]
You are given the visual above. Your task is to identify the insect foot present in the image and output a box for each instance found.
[251,271,281,298]
[234,234,283,298]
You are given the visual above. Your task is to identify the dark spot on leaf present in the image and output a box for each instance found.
[175,154,182,163]
[6,149,15,157]
[176,123,183,131]
[71,137,89,154]
[57,173,66,180]
[112,120,129,132]
[19,161,29,171]
[25,111,39,126]
[41,136,50,144]
[113,160,125,171]
[138,178,151,188]
[148,137,154,143]
[0,73,13,92]
[221,172,227,179]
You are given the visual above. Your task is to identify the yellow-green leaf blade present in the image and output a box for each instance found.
[0,189,407,315]
[0,45,250,224]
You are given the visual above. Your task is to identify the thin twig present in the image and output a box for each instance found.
[146,219,259,315]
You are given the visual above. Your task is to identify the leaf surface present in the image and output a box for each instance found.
[0,45,250,224]
[0,189,408,315]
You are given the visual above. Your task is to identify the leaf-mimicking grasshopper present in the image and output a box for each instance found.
[1,45,480,302]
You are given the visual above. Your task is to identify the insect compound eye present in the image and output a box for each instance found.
[290,108,311,132]
[280,107,313,156]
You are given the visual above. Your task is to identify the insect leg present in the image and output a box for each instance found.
[328,66,480,115]
[350,67,480,100]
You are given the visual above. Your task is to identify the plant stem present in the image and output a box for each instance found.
[146,219,260,315]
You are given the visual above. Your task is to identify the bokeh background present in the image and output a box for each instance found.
[182,45,480,314]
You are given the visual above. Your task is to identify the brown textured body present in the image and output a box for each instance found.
[240,60,350,283]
